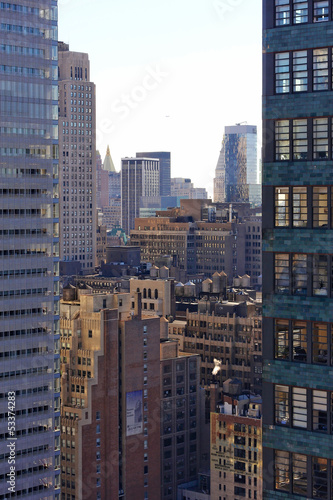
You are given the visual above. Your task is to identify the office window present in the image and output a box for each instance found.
[275,52,290,93]
[313,1,329,22]
[275,0,290,26]
[275,319,289,360]
[312,390,327,432]
[292,254,307,295]
[313,457,328,498]
[292,454,307,495]
[275,254,290,294]
[275,450,290,492]
[275,187,289,227]
[293,0,308,23]
[275,120,290,160]
[293,119,307,159]
[313,118,329,159]
[292,321,307,362]
[292,187,307,227]
[293,51,308,91]
[275,385,290,425]
[313,323,328,364]
[313,48,329,90]
[313,255,328,296]
[292,387,307,428]
[313,187,328,227]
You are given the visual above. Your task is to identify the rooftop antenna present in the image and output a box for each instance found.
[236,121,248,126]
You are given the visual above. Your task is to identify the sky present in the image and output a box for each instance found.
[58,0,262,197]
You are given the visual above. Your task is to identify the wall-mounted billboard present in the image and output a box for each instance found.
[126,390,143,436]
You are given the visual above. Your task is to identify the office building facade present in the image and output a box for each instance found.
[0,1,60,497]
[263,1,333,498]
[137,151,171,197]
[121,157,160,235]
[58,43,96,273]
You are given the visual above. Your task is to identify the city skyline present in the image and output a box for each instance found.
[58,0,262,197]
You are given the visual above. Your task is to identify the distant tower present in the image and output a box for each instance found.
[104,146,121,202]
[136,151,171,196]
[214,124,260,206]
[121,157,160,235]
[104,144,116,172]
[96,150,108,208]
[58,43,96,273]
[214,140,226,202]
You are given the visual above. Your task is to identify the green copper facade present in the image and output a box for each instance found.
[263,1,333,498]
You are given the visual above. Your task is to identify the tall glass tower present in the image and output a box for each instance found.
[263,1,333,498]
[0,1,60,497]
[214,124,260,206]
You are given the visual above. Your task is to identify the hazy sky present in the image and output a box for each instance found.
[58,0,262,196]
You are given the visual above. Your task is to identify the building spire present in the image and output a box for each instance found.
[103,145,116,172]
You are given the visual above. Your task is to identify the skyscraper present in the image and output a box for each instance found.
[104,146,120,203]
[58,43,96,274]
[121,157,160,235]
[0,1,60,497]
[136,151,171,196]
[214,124,260,206]
[263,1,333,498]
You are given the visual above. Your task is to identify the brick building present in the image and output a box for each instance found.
[160,331,201,500]
[60,288,161,499]
[170,297,262,396]
[130,200,261,286]
[211,394,262,500]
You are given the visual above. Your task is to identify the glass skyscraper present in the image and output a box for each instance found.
[263,1,333,498]
[0,1,60,497]
[214,124,260,206]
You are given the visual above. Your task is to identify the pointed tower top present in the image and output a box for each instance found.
[103,145,116,172]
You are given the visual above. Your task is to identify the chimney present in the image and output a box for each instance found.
[134,291,142,320]
[210,383,220,413]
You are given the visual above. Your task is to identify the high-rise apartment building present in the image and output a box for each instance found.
[136,152,171,196]
[160,340,201,500]
[263,1,333,498]
[0,1,60,497]
[58,43,96,273]
[121,157,160,235]
[214,125,260,206]
[181,297,262,395]
[60,288,161,499]
[211,395,262,500]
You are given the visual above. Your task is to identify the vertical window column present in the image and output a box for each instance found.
[292,187,308,227]
[275,187,290,226]
[293,51,308,91]
[293,0,309,23]
[313,118,329,159]
[313,1,329,22]
[313,48,329,90]
[275,0,291,26]
[275,52,290,93]
[275,120,290,160]
[293,119,308,159]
